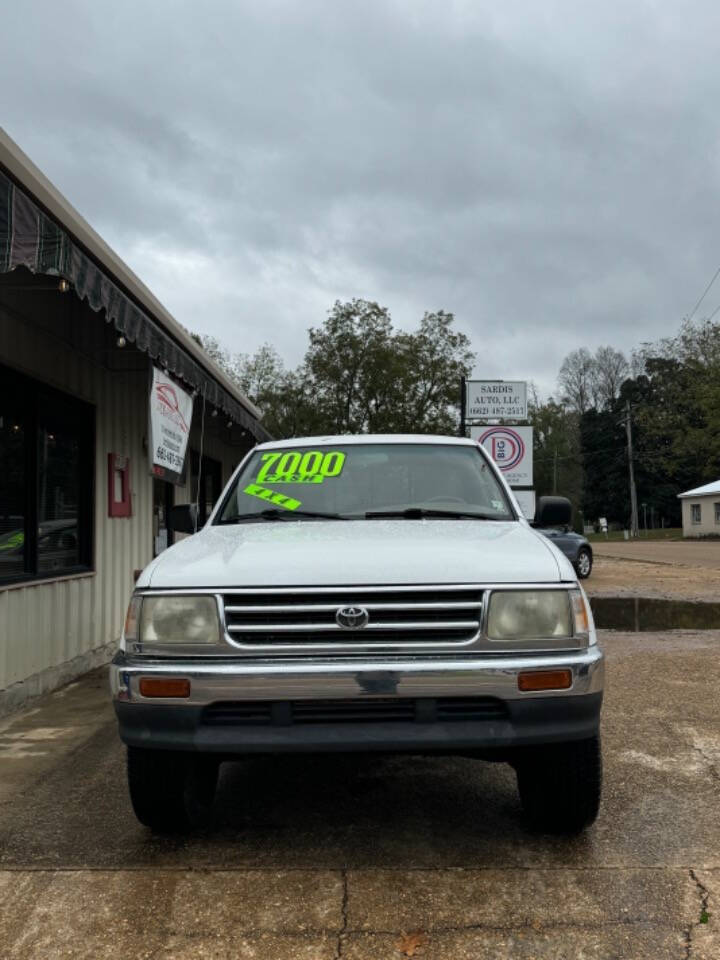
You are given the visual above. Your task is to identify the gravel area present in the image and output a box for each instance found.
[586,541,720,602]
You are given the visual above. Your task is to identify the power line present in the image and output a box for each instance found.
[534,443,680,466]
[685,264,720,324]
[705,301,720,323]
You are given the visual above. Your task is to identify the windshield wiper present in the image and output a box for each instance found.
[364,508,506,521]
[219,508,348,523]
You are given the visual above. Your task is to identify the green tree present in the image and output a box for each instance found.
[623,360,715,525]
[528,397,583,511]
[304,299,398,433]
[578,376,689,529]
[579,405,628,525]
[627,318,720,520]
[234,344,285,405]
[255,367,326,439]
[551,317,720,529]
[392,311,475,434]
[303,300,474,435]
[193,300,475,439]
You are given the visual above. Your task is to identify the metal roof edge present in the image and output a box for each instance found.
[678,484,720,499]
[0,126,262,422]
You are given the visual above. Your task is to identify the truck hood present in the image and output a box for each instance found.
[142,520,572,588]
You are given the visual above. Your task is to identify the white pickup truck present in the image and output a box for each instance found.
[111,435,603,834]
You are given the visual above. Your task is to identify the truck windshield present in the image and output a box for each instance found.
[216,443,516,522]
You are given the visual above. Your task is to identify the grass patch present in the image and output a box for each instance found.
[586,528,683,543]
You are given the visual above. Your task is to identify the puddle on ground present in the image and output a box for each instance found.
[591,596,720,632]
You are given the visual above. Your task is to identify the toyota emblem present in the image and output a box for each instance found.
[335,606,370,630]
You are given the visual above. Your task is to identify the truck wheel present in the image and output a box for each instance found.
[127,746,218,832]
[574,548,592,579]
[515,736,601,834]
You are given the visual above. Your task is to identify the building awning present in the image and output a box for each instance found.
[0,166,271,442]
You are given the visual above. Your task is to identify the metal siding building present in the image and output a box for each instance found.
[0,130,267,713]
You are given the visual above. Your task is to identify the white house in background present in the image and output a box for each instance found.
[678,480,720,537]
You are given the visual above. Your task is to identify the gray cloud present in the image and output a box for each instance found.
[4,0,720,396]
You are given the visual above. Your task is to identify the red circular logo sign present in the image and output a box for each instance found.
[477,427,526,471]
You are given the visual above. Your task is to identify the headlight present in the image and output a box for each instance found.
[488,590,586,642]
[139,596,220,645]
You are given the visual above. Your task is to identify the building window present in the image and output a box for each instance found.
[715,503,720,525]
[0,364,94,585]
[691,503,701,525]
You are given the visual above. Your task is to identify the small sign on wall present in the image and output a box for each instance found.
[149,367,194,485]
[108,453,131,517]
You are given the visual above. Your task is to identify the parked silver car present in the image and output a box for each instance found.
[537,524,593,579]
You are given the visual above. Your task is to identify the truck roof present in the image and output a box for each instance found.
[254,434,477,450]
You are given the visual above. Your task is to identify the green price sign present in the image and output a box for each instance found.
[243,484,301,511]
[256,450,346,484]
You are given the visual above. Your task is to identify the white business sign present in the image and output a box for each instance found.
[466,380,527,420]
[149,367,194,484]
[513,489,536,521]
[471,425,534,487]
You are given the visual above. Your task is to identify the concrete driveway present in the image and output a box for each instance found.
[0,631,718,959]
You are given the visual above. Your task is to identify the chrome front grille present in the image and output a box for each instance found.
[222,585,484,651]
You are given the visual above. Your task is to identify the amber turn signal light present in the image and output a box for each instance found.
[139,677,191,698]
[518,670,572,692]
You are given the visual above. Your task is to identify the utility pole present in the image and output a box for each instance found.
[459,377,466,438]
[624,400,639,537]
[553,447,558,495]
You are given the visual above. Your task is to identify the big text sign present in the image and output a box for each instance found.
[471,425,533,487]
[149,367,194,484]
[466,380,527,420]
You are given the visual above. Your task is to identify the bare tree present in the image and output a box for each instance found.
[629,349,646,379]
[527,380,542,411]
[558,348,595,413]
[593,346,629,408]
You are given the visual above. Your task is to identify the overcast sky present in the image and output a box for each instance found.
[4,1,720,398]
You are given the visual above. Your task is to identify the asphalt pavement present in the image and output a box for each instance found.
[0,631,718,959]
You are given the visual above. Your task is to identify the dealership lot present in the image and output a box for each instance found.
[0,626,718,959]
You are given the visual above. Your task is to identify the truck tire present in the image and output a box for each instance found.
[127,746,218,832]
[515,736,602,834]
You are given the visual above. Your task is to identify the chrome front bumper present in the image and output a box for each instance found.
[111,648,603,753]
[110,646,603,705]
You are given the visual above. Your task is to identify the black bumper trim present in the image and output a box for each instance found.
[114,692,603,755]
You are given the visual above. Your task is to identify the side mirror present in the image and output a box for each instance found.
[169,503,199,534]
[534,496,572,528]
